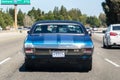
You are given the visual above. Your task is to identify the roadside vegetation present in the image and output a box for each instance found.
[0,0,119,29]
[102,0,120,26]
[0,6,104,29]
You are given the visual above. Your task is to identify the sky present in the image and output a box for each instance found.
[0,0,105,17]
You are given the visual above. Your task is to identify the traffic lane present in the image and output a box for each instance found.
[92,33,120,67]
[0,33,25,80]
[0,33,26,61]
[0,51,24,80]
[0,40,119,80]
[0,32,26,44]
[1,46,120,80]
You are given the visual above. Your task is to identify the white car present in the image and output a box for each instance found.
[103,24,120,48]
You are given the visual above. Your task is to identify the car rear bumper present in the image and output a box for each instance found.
[110,38,120,46]
[25,55,92,64]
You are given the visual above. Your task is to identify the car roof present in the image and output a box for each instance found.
[34,20,82,25]
[110,24,120,26]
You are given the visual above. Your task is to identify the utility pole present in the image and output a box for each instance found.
[1,0,30,30]
[14,4,17,30]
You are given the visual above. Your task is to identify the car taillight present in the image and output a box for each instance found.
[110,32,118,36]
[83,48,93,54]
[25,48,34,53]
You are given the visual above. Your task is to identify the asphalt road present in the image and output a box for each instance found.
[0,32,120,80]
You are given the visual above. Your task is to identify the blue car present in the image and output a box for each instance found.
[24,20,94,71]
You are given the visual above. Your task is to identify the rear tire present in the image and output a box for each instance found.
[103,38,106,48]
[78,57,92,71]
[106,41,111,49]
[107,45,111,49]
[83,58,92,71]
[25,58,34,70]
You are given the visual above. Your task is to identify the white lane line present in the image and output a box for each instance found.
[0,57,11,65]
[105,58,120,67]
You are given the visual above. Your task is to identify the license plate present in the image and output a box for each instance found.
[52,51,65,58]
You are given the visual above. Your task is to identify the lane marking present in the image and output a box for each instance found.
[0,57,11,65]
[105,58,120,67]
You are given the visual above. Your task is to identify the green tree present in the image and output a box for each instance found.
[45,11,54,20]
[3,13,13,27]
[68,8,82,21]
[102,0,120,25]
[28,7,37,21]
[0,13,5,29]
[59,5,68,20]
[79,14,87,25]
[28,7,43,21]
[53,6,59,19]
[36,8,42,21]
[17,9,24,26]
[86,16,100,27]
[8,8,14,20]
[26,5,101,26]
[99,13,107,27]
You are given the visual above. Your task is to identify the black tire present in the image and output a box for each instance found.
[78,58,92,71]
[103,38,106,48]
[107,45,111,49]
[106,41,111,49]
[103,41,106,48]
[24,58,34,70]
[89,33,92,36]
[83,58,92,71]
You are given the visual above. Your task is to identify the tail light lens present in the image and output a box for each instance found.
[25,48,34,53]
[83,48,93,54]
[110,32,118,36]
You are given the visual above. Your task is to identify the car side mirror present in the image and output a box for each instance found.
[102,30,106,33]
[27,31,30,34]
[89,34,92,36]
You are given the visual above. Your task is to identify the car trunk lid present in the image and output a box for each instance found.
[31,33,85,49]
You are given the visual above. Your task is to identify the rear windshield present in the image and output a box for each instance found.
[32,24,84,34]
[113,26,120,30]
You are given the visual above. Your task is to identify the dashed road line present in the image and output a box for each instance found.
[0,57,11,65]
[105,58,120,67]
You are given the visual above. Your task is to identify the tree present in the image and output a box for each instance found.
[0,11,13,29]
[0,12,5,29]
[17,9,24,26]
[3,13,13,27]
[59,5,68,20]
[36,8,42,21]
[23,15,35,27]
[28,7,43,21]
[79,14,87,25]
[8,8,14,20]
[102,0,120,25]
[45,11,54,20]
[53,6,59,19]
[86,16,101,27]
[99,13,107,27]
[28,7,37,21]
[68,8,82,21]
[26,5,101,27]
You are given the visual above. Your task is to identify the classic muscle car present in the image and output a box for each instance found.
[24,20,94,71]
